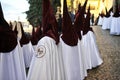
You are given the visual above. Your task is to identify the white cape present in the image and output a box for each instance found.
[81,31,103,69]
[102,17,111,30]
[110,17,120,35]
[22,42,34,68]
[59,38,86,80]
[27,36,64,80]
[98,16,104,26]
[0,41,26,80]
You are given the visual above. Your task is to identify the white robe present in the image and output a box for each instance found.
[110,17,120,35]
[0,41,26,80]
[102,17,112,30]
[32,45,37,51]
[98,16,104,26]
[81,31,103,68]
[22,42,34,68]
[59,38,85,80]
[27,36,64,80]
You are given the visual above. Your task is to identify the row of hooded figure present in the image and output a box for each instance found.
[0,2,35,79]
[0,0,103,80]
[97,2,120,35]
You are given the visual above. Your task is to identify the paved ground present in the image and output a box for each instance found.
[84,26,120,80]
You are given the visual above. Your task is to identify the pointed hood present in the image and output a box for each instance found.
[9,21,13,30]
[78,3,81,12]
[31,27,38,45]
[105,7,110,17]
[83,5,93,35]
[0,2,17,53]
[74,0,88,39]
[0,2,4,18]
[42,0,59,44]
[113,2,120,17]
[100,10,105,17]
[61,0,78,46]
[0,2,10,28]
[35,26,42,41]
[82,0,88,14]
[74,10,82,40]
[19,22,29,46]
[75,3,81,19]
[108,7,113,13]
[13,21,18,37]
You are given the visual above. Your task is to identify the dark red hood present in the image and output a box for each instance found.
[42,0,59,44]
[0,2,17,53]
[61,0,78,46]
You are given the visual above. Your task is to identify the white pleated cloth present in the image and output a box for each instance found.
[102,17,112,30]
[78,40,88,80]
[0,41,26,80]
[98,16,104,26]
[22,42,34,68]
[81,31,103,69]
[110,17,120,35]
[81,34,92,70]
[59,37,86,80]
[27,36,64,80]
[32,45,37,51]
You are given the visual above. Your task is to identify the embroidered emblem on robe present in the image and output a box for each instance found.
[35,45,46,58]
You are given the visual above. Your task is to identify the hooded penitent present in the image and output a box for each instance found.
[9,21,13,30]
[83,5,93,35]
[35,25,42,42]
[108,7,113,14]
[13,21,18,37]
[75,3,81,19]
[31,27,38,45]
[61,0,78,46]
[0,2,17,53]
[19,22,29,47]
[74,5,82,40]
[113,2,120,17]
[42,0,59,44]
[105,7,110,17]
[74,0,88,40]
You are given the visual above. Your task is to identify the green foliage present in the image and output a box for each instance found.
[26,0,42,27]
[26,0,60,27]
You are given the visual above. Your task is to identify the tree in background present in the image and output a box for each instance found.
[26,0,60,27]
[26,0,42,27]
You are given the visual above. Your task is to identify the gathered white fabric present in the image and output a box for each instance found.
[59,37,86,80]
[22,42,34,68]
[81,34,92,70]
[78,40,88,80]
[102,17,112,30]
[81,31,103,68]
[98,16,104,26]
[32,45,37,51]
[110,17,120,35]
[27,36,64,80]
[0,41,26,80]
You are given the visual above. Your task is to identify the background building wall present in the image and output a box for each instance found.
[113,0,120,12]
[60,0,114,18]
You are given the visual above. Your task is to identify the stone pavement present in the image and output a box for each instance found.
[84,26,120,80]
